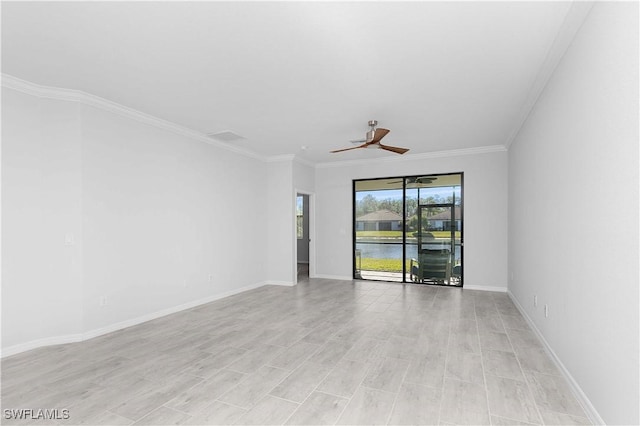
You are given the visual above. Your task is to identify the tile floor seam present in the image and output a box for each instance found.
[135,405,191,425]
[541,406,591,420]
[334,351,378,425]
[278,355,351,426]
[212,397,250,411]
[357,384,399,394]
[263,393,302,406]
[383,352,411,426]
[493,413,539,425]
[484,298,504,425]
[160,402,192,417]
[436,305,452,426]
[473,297,494,426]
[500,301,545,426]
[484,370,527,383]
[526,370,591,421]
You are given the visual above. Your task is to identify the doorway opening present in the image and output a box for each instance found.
[353,173,463,286]
[296,193,310,282]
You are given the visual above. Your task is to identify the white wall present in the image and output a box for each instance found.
[80,104,267,332]
[2,83,269,353]
[293,159,315,194]
[314,149,508,289]
[264,157,317,285]
[2,88,83,349]
[508,2,639,424]
[266,159,294,285]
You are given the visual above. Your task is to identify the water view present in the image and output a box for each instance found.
[356,241,462,262]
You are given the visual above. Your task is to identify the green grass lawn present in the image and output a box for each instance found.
[360,258,409,272]
[356,230,404,237]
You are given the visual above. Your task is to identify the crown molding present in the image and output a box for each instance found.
[2,74,509,168]
[1,74,265,161]
[504,1,595,149]
[315,145,507,169]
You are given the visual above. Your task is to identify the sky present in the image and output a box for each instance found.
[355,189,402,201]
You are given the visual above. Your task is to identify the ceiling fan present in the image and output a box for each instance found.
[388,176,437,185]
[331,120,409,155]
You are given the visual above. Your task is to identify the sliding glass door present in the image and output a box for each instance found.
[354,173,463,286]
[354,178,405,282]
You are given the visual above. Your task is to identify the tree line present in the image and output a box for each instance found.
[355,193,459,218]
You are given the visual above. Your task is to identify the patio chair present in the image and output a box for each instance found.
[410,249,451,284]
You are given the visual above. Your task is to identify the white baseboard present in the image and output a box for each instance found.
[264,280,295,287]
[1,334,85,358]
[1,281,266,358]
[81,281,267,341]
[507,291,604,425]
[463,284,508,292]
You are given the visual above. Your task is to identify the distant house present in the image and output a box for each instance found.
[426,206,461,231]
[356,210,403,231]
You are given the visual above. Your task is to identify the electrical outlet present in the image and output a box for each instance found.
[99,296,107,306]
[208,274,213,282]
[544,304,549,318]
[534,295,538,307]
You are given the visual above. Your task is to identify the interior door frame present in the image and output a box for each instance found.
[352,172,464,286]
[293,189,315,285]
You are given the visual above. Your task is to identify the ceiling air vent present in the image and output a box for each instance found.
[206,131,245,142]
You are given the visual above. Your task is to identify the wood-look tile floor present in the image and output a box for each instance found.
[2,279,592,425]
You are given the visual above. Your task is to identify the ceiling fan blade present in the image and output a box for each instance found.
[379,144,409,154]
[330,145,366,153]
[416,177,436,183]
[371,128,390,143]
[390,177,434,185]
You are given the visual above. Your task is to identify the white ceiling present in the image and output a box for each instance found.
[2,1,576,164]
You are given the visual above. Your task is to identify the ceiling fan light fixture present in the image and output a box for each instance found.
[365,129,375,142]
[330,120,409,155]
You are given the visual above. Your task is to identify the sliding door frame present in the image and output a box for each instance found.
[352,172,464,286]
